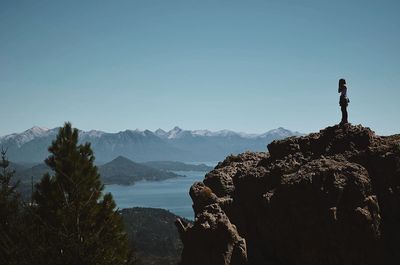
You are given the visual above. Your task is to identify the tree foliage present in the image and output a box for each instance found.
[33,122,130,265]
[0,147,22,264]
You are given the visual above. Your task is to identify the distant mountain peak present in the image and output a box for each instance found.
[20,126,51,138]
[80,129,105,138]
[166,126,185,139]
[1,126,53,147]
[104,155,140,168]
[121,129,148,137]
[99,155,181,185]
[267,127,290,134]
[112,155,133,162]
[154,128,167,135]
[29,126,49,133]
[260,127,303,138]
[191,129,213,136]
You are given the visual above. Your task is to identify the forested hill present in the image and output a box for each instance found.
[121,207,190,265]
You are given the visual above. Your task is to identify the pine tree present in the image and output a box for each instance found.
[0,147,21,264]
[33,122,130,265]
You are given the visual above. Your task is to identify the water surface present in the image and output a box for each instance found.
[105,170,209,220]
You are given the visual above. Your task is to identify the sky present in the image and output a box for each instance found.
[0,0,399,136]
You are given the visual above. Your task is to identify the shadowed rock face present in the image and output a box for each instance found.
[176,124,400,265]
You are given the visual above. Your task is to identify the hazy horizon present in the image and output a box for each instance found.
[1,0,399,136]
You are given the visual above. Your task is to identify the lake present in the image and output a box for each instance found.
[105,170,211,220]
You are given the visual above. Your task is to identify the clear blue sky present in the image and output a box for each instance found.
[1,0,399,136]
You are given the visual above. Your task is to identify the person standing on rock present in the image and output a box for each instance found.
[338,78,349,124]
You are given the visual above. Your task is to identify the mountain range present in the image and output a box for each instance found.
[0,126,302,163]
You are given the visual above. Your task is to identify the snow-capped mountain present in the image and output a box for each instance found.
[80,130,105,139]
[258,127,301,139]
[154,128,167,138]
[2,126,53,147]
[0,126,302,163]
[156,126,298,140]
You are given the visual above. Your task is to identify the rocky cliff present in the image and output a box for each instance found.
[176,124,400,265]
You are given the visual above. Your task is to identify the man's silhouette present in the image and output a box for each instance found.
[338,78,349,124]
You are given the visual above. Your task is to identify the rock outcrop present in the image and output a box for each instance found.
[176,124,400,265]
